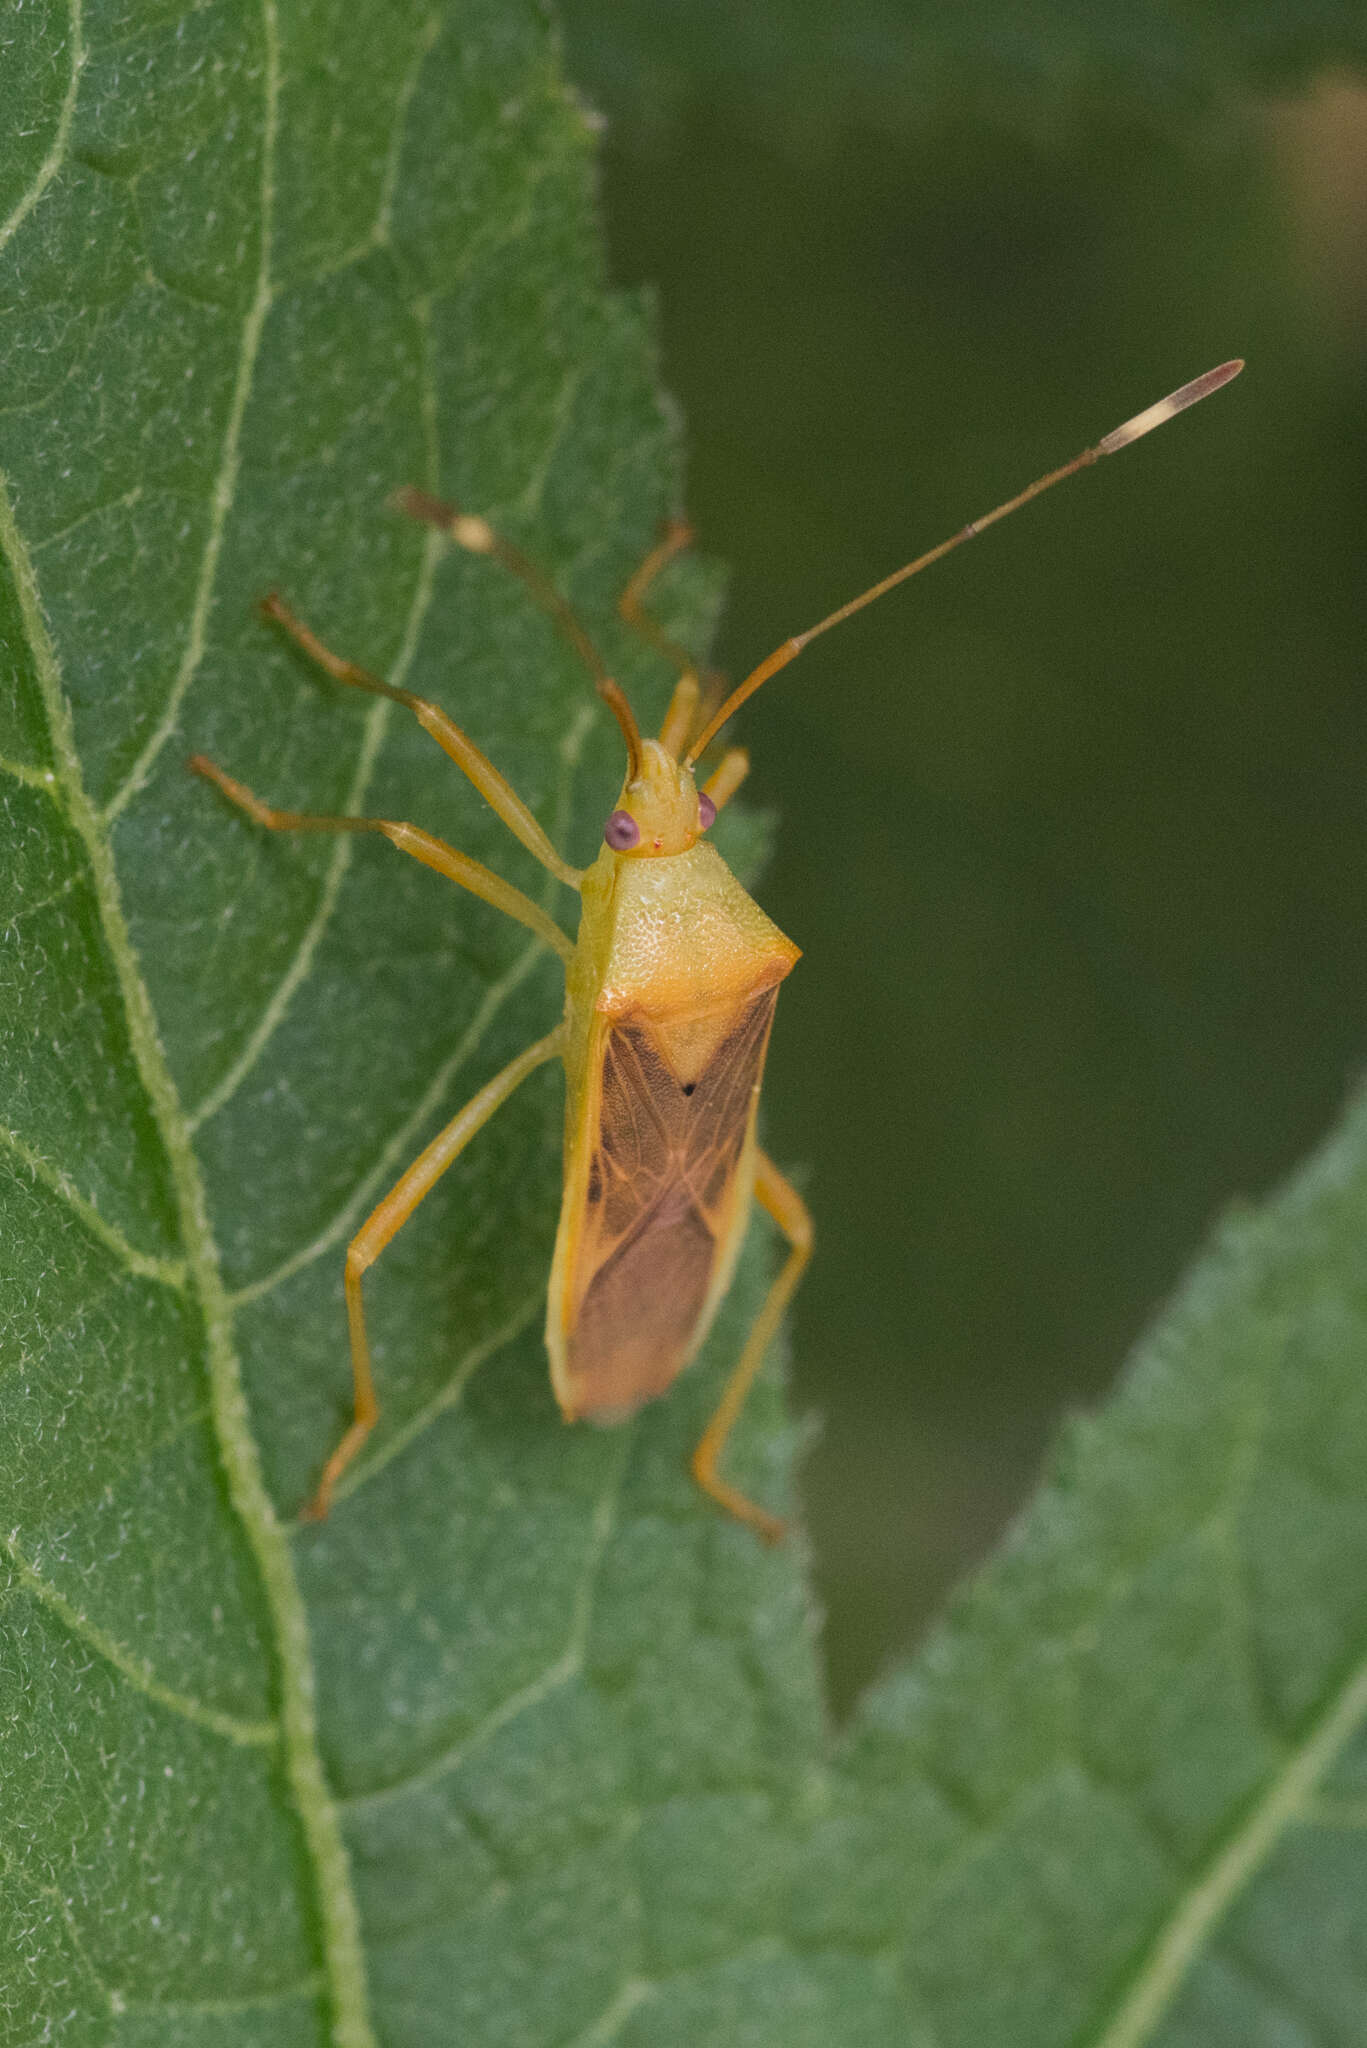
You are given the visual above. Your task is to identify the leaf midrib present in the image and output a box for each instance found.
[0,460,376,2047]
[0,5,377,2039]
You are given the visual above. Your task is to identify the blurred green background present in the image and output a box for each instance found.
[557,1,1367,1712]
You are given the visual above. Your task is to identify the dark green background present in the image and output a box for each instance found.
[558,6,1367,1709]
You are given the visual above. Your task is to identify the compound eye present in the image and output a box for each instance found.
[697,791,717,831]
[604,809,640,850]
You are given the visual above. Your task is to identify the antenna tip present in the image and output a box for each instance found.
[1098,358,1245,456]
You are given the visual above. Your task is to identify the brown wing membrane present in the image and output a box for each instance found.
[563,986,780,1417]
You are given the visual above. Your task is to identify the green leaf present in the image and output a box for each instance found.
[3,5,1366,2047]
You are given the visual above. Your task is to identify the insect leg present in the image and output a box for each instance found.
[259,593,581,887]
[304,1022,569,1519]
[691,1150,813,1544]
[617,521,709,756]
[189,754,573,960]
[397,488,617,691]
[657,671,702,758]
[618,518,695,664]
[701,748,750,815]
[396,489,648,780]
[617,522,753,761]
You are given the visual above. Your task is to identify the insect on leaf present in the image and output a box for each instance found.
[2,4,1366,2046]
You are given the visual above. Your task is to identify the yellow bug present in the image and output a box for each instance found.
[192,358,1242,1540]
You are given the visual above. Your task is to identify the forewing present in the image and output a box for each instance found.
[560,986,780,1416]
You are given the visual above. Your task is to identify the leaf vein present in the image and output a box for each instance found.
[100,10,278,828]
[557,1977,655,2048]
[186,705,390,1132]
[1089,1644,1367,2048]
[228,928,553,1304]
[0,1122,187,1287]
[34,1877,115,2012]
[227,689,592,1305]
[3,869,82,926]
[0,753,59,794]
[0,14,379,2041]
[305,13,442,286]
[0,0,85,257]
[515,363,587,523]
[339,1427,630,1810]
[371,17,442,248]
[28,483,145,555]
[3,1532,278,1746]
[188,301,445,1135]
[328,1288,542,1505]
[109,1973,327,2021]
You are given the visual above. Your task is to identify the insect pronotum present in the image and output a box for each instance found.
[192,358,1243,1542]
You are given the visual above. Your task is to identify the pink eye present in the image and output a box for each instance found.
[604,809,640,850]
[697,791,716,830]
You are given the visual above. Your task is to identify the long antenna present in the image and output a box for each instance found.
[684,359,1245,767]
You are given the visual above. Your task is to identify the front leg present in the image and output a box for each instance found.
[189,754,573,961]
